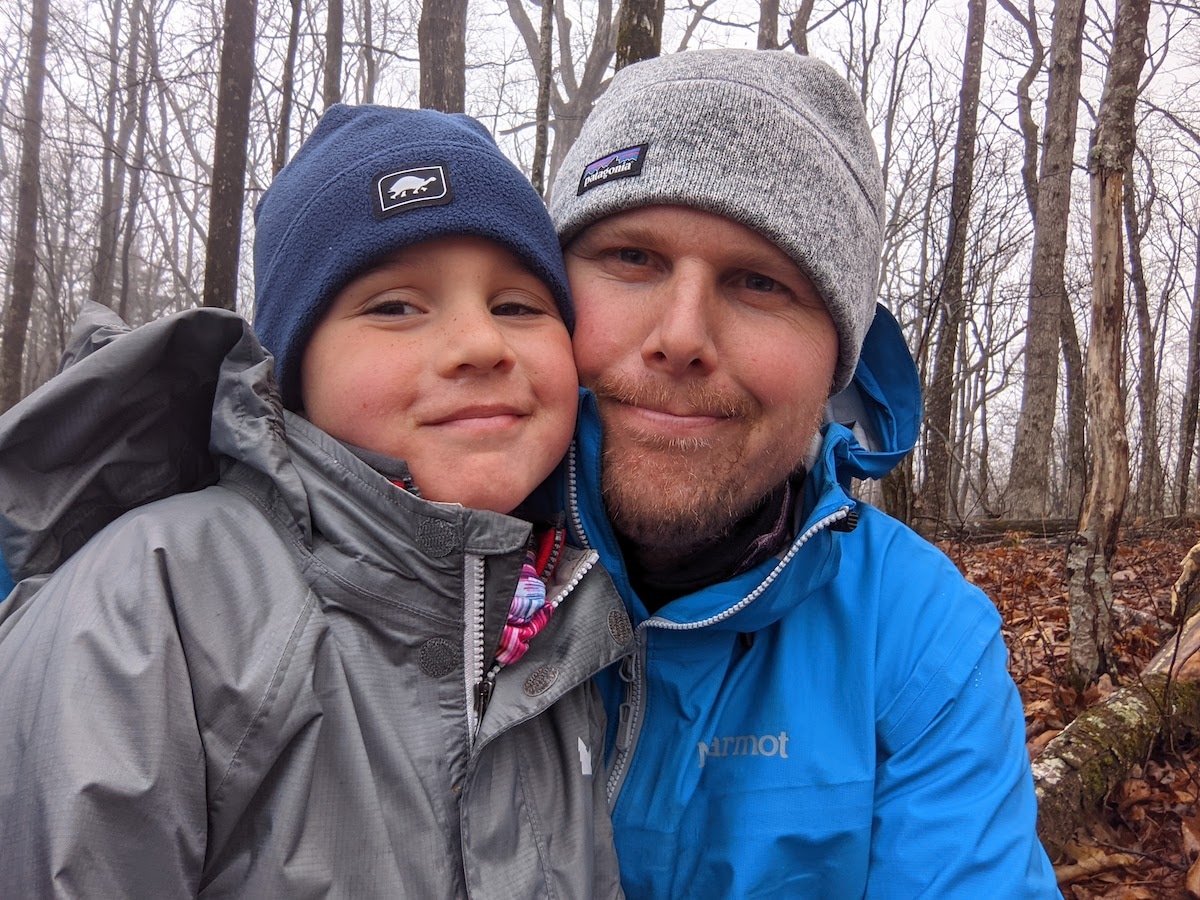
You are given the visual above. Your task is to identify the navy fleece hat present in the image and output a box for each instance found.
[253,104,572,410]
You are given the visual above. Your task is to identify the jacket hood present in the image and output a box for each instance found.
[820,303,922,483]
[0,302,304,581]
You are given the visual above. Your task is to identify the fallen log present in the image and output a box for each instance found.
[1033,547,1200,860]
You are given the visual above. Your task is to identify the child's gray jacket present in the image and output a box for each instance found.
[0,303,631,898]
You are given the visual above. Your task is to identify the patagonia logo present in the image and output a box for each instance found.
[374,165,452,218]
[697,731,790,769]
[577,144,649,195]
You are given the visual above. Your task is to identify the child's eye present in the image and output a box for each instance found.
[365,297,421,316]
[492,290,556,318]
[493,300,546,317]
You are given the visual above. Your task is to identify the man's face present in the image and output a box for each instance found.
[564,206,838,562]
[300,235,578,514]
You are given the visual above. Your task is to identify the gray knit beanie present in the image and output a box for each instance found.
[550,49,885,393]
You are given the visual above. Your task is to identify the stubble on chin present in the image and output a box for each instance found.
[589,374,823,563]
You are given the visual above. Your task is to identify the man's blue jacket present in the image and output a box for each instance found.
[561,306,1058,897]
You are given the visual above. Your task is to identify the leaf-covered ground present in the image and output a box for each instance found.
[939,523,1200,898]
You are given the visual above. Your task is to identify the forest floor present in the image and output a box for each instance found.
[938,521,1200,899]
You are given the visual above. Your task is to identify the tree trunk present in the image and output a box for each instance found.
[1035,582,1200,860]
[361,0,376,104]
[419,0,468,112]
[1181,218,1200,514]
[1006,0,1086,518]
[531,0,554,197]
[90,0,143,310]
[788,0,815,55]
[202,0,258,311]
[0,0,51,413]
[615,0,664,71]
[506,0,614,185]
[1060,295,1087,516]
[1125,169,1164,518]
[997,0,1045,220]
[324,0,343,108]
[757,0,779,50]
[274,0,301,175]
[118,22,151,323]
[1067,0,1150,686]
[919,0,985,535]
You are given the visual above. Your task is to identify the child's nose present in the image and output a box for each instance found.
[439,306,515,374]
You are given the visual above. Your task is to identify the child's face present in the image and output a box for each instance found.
[300,235,578,514]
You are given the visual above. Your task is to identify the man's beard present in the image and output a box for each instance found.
[590,375,813,567]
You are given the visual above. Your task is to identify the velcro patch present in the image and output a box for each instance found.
[577,144,649,195]
[374,165,453,218]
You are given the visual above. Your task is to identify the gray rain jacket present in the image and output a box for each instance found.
[0,303,632,898]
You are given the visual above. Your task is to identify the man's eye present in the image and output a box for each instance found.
[616,247,649,266]
[744,273,780,293]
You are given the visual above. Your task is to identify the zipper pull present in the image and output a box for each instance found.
[473,669,497,739]
[615,653,638,751]
[616,701,635,753]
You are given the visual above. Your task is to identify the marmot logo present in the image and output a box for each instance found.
[374,165,453,218]
[577,144,649,195]
[697,731,790,768]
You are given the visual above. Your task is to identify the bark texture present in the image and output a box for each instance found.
[1034,597,1200,860]
[1006,0,1086,518]
[0,0,51,413]
[615,0,664,71]
[1067,0,1150,685]
[202,0,258,310]
[919,0,985,533]
[418,0,467,112]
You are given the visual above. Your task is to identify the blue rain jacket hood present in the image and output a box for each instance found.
[562,304,1058,897]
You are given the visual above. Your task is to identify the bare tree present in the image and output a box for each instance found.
[90,0,145,310]
[419,0,467,111]
[1006,0,1087,518]
[616,0,664,71]
[274,0,302,174]
[1182,211,1200,513]
[1067,0,1151,685]
[325,0,344,108]
[758,0,779,49]
[0,0,50,413]
[202,0,259,311]
[506,0,616,183]
[787,0,815,54]
[918,0,985,533]
[531,0,554,196]
[1125,148,1164,517]
[360,0,377,104]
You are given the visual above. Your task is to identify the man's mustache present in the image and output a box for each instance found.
[587,375,755,420]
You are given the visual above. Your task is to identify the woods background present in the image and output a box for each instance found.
[2,0,1198,559]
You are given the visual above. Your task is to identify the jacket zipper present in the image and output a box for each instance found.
[465,546,601,750]
[600,506,852,804]
[463,554,487,748]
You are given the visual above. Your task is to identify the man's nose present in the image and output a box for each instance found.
[640,268,718,375]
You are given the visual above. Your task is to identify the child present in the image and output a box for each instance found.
[0,106,631,897]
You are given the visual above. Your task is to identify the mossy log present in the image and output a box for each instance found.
[1032,581,1200,860]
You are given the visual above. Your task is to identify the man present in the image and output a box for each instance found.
[548,49,1058,896]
